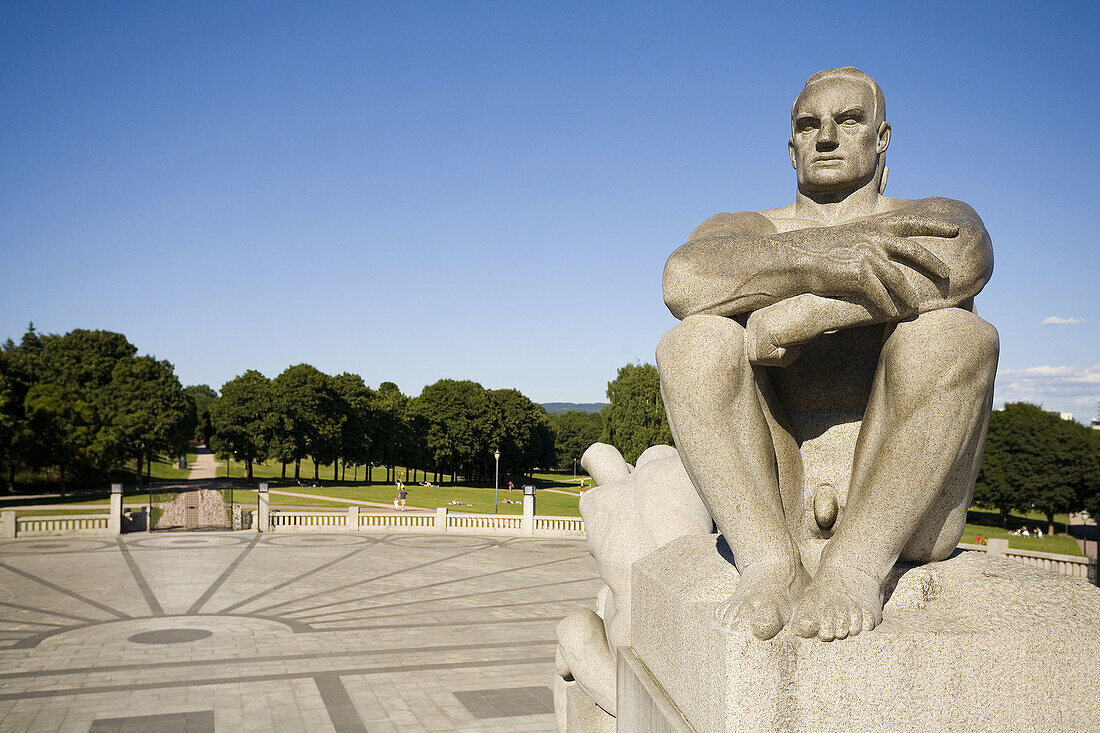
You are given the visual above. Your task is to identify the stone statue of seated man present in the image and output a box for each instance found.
[656,67,998,642]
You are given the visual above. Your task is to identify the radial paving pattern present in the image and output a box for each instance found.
[0,532,600,732]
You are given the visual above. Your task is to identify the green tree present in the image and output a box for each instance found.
[975,402,1092,533]
[101,356,194,485]
[38,329,137,392]
[410,379,494,484]
[21,384,99,488]
[271,364,341,482]
[374,382,412,484]
[548,410,604,470]
[1,326,139,487]
[184,384,218,444]
[1082,428,1100,523]
[489,388,554,478]
[974,444,1016,527]
[0,351,26,489]
[600,363,672,464]
[210,371,273,480]
[331,373,376,481]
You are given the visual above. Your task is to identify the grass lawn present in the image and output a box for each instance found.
[960,523,1081,556]
[234,489,353,509]
[145,453,196,481]
[210,457,395,482]
[965,507,1081,553]
[208,459,586,516]
[15,507,111,517]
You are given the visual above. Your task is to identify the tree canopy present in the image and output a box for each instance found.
[600,362,672,464]
[547,410,603,470]
[210,371,273,479]
[0,325,193,487]
[975,402,1099,533]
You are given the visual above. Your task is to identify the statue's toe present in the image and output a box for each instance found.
[792,605,819,639]
[749,603,784,640]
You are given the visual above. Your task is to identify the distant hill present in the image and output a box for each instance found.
[541,402,607,414]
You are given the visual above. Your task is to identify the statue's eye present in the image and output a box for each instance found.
[840,117,859,126]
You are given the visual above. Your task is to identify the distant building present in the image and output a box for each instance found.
[1060,412,1074,421]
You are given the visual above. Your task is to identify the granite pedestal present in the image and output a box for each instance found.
[621,534,1100,732]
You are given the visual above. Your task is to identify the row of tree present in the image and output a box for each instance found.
[0,325,609,489]
[0,326,195,487]
[207,368,562,484]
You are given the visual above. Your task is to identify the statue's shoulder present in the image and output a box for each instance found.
[883,195,983,220]
[688,211,777,241]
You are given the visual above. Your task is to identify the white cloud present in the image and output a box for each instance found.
[994,364,1100,420]
[1041,316,1085,326]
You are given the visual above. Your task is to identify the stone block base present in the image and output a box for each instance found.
[554,676,615,733]
[630,534,1100,732]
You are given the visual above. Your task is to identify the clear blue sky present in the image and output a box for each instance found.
[1,1,1097,420]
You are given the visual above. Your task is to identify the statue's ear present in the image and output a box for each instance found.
[877,122,891,154]
[788,138,797,169]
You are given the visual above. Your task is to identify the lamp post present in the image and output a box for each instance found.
[573,457,577,481]
[494,449,501,515]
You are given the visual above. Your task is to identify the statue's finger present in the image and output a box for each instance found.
[859,261,896,316]
[581,443,631,484]
[880,237,950,280]
[868,256,919,310]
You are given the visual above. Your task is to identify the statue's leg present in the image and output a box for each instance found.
[792,308,998,641]
[657,315,808,640]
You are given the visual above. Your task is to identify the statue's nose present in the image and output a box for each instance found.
[816,120,838,149]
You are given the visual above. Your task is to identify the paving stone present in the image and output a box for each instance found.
[0,532,598,731]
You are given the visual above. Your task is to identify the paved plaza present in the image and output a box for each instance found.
[0,532,600,731]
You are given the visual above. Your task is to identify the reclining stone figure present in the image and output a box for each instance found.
[657,66,998,641]
[554,442,711,724]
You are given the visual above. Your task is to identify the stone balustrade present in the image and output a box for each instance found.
[958,538,1091,579]
[12,514,113,537]
[0,501,1091,583]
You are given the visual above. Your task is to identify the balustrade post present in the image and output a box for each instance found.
[347,505,359,532]
[109,484,123,535]
[522,485,535,535]
[1,510,15,539]
[257,484,270,532]
[436,506,448,533]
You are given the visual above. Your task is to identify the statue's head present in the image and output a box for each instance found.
[789,67,890,196]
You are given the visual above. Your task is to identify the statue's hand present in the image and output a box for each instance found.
[803,218,954,317]
[745,308,802,366]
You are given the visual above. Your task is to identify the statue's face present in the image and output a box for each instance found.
[789,77,888,195]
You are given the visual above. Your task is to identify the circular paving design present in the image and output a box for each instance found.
[498,538,587,552]
[262,534,378,547]
[129,534,248,549]
[385,535,495,550]
[0,538,116,554]
[128,628,213,644]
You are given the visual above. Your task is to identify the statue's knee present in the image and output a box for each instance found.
[934,310,999,382]
[656,315,746,379]
[885,309,998,390]
[959,313,1000,368]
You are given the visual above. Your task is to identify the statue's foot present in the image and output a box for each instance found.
[791,563,883,641]
[715,558,809,640]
